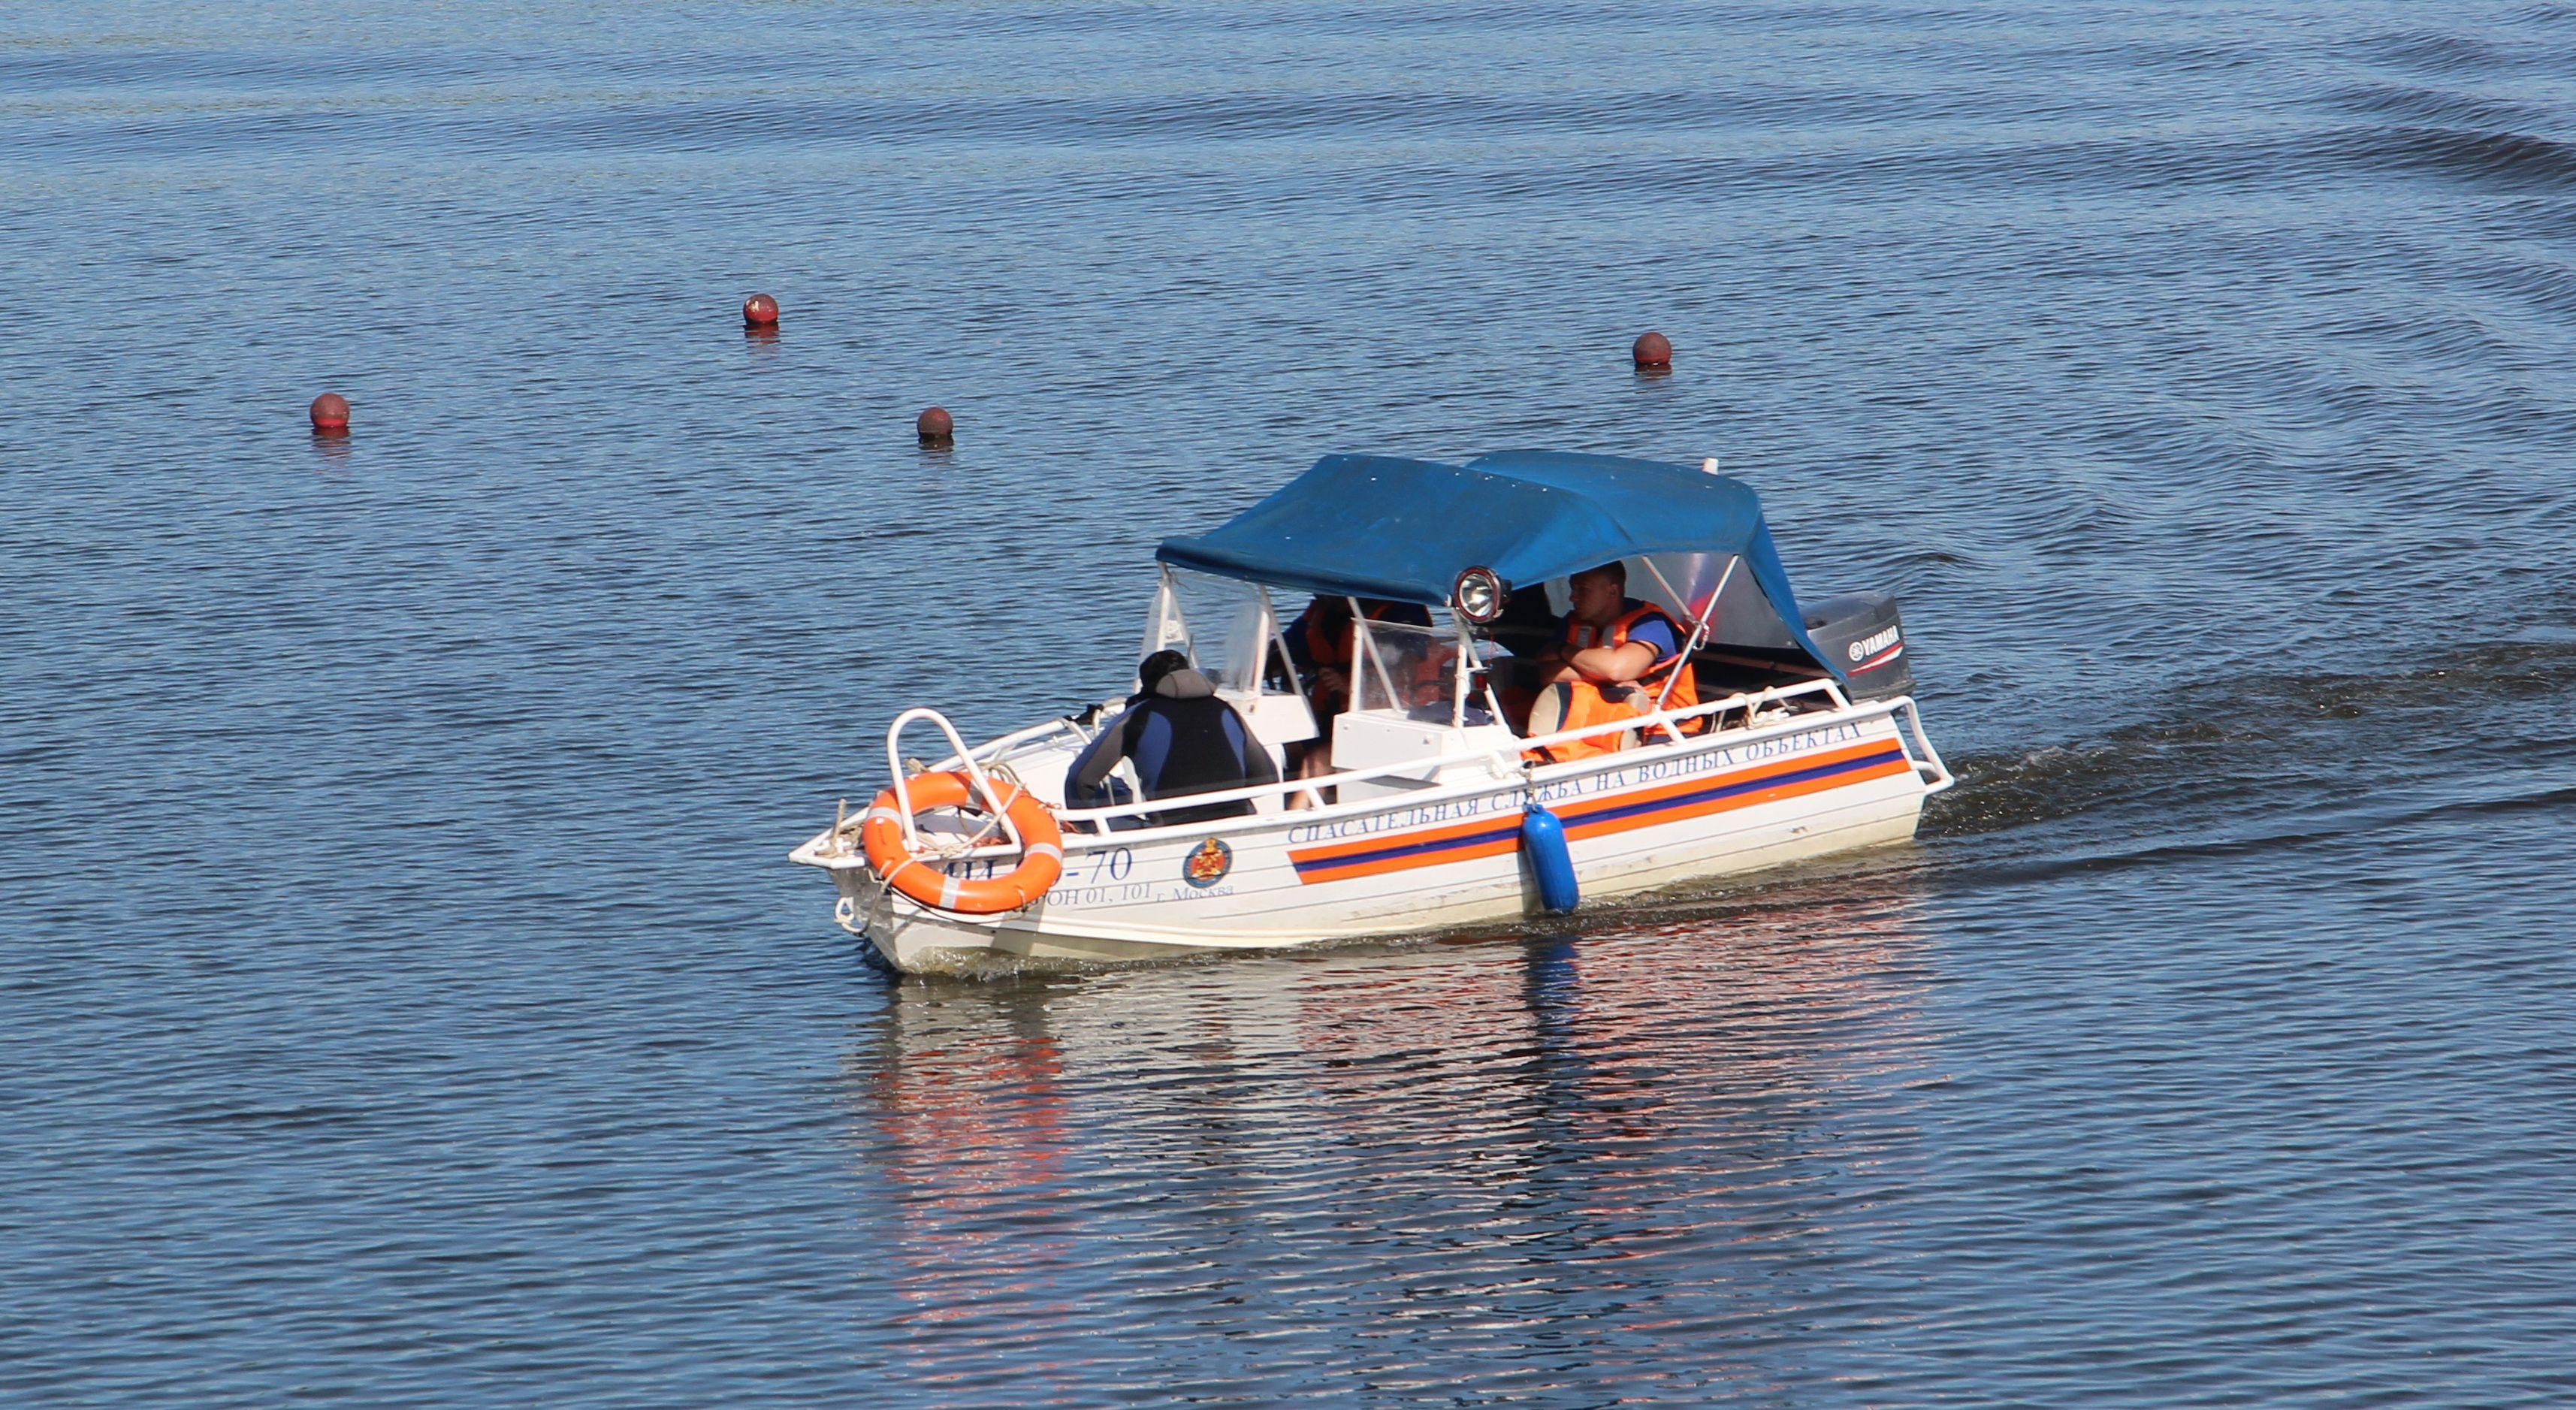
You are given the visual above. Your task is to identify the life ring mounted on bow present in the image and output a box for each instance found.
[861,770,1065,915]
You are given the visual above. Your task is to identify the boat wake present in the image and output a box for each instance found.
[1921,636,2576,880]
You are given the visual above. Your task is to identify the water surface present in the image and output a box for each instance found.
[7,2,2576,1404]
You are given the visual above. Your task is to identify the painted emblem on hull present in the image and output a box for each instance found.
[1182,837,1234,888]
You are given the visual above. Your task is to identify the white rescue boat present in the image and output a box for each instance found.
[790,451,1953,972]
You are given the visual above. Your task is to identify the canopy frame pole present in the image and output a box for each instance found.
[1637,555,1692,618]
[1650,553,1738,726]
[1258,587,1305,703]
[1351,598,1404,712]
[1450,620,1478,729]
[1142,564,1191,689]
[1631,557,1698,741]
[1347,599,1364,713]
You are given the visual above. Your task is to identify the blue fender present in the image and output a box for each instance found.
[1520,802,1580,914]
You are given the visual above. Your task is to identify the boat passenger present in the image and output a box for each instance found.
[1065,651,1281,826]
[1278,595,1433,776]
[1282,596,1434,719]
[1524,562,1700,762]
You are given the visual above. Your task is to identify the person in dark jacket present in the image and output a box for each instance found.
[1065,651,1280,826]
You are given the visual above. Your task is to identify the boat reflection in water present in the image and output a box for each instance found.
[841,874,1936,1400]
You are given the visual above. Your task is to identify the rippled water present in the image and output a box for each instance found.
[9,2,2576,1404]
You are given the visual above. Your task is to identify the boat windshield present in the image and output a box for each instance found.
[1352,617,1469,723]
[1146,569,1282,696]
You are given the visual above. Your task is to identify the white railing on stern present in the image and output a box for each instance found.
[1892,696,1956,794]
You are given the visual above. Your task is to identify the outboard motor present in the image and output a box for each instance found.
[1801,592,1914,702]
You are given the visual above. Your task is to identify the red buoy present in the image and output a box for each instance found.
[309,393,350,432]
[743,292,779,328]
[1632,331,1672,369]
[917,406,954,444]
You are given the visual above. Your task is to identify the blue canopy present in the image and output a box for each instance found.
[1155,450,1843,676]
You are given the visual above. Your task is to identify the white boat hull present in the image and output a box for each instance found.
[796,702,1940,974]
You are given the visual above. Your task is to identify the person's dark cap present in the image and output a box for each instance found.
[1137,650,1191,693]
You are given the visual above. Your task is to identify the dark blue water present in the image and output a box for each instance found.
[8,2,2576,1404]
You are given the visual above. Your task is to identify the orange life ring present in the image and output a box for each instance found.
[861,771,1064,915]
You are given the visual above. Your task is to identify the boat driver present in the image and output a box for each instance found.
[1065,651,1281,826]
[1522,561,1700,762]
[1276,595,1433,777]
[1281,596,1433,721]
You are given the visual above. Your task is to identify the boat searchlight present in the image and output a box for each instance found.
[1452,566,1505,626]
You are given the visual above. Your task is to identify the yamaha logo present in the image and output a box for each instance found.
[1848,625,1902,663]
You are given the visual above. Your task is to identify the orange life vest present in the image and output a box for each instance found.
[1562,602,1699,714]
[1301,608,1351,671]
[1527,603,1702,762]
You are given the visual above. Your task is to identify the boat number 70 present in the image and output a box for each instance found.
[1086,848,1134,883]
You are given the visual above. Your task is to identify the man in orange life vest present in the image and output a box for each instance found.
[1522,561,1700,762]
